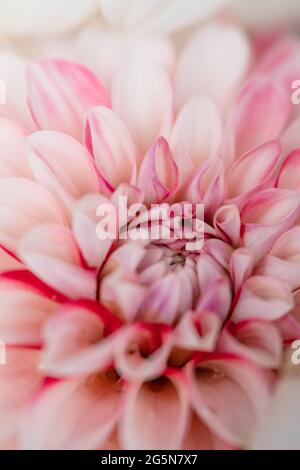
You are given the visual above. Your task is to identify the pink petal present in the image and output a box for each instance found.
[21,373,122,450]
[281,116,300,155]
[277,150,300,191]
[229,248,254,292]
[0,277,57,346]
[189,355,271,446]
[73,193,113,269]
[0,178,65,254]
[0,348,41,442]
[219,320,282,368]
[175,23,251,112]
[223,75,290,167]
[174,310,221,352]
[214,204,241,247]
[41,302,119,377]
[0,118,31,177]
[119,373,190,450]
[170,95,222,184]
[111,58,173,154]
[18,224,97,300]
[27,131,99,217]
[114,323,173,381]
[27,58,110,140]
[241,188,300,260]
[85,107,137,194]
[227,140,281,199]
[232,275,294,322]
[138,137,178,205]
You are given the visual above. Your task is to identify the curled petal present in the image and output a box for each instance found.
[214,204,241,247]
[175,23,251,111]
[114,323,173,381]
[119,373,190,450]
[241,189,300,260]
[232,275,294,322]
[277,150,300,191]
[28,58,110,140]
[227,141,281,200]
[219,320,282,368]
[170,96,222,184]
[0,178,65,254]
[174,310,221,352]
[19,224,97,300]
[27,131,99,217]
[229,248,254,292]
[138,137,178,205]
[111,59,173,154]
[85,107,137,194]
[20,373,122,450]
[41,302,120,377]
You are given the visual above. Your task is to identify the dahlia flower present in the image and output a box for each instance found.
[1,21,300,450]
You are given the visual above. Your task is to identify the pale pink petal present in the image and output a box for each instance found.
[111,59,173,154]
[27,131,99,217]
[138,137,178,205]
[219,320,282,368]
[281,116,300,155]
[0,53,36,131]
[232,275,294,322]
[170,96,222,184]
[114,323,173,381]
[223,76,290,167]
[256,226,300,289]
[119,373,190,450]
[277,150,300,191]
[189,355,271,446]
[174,310,221,352]
[175,23,251,112]
[85,107,137,193]
[0,248,23,273]
[0,277,57,346]
[73,193,113,269]
[0,178,65,254]
[0,348,41,442]
[214,204,241,247]
[21,373,122,450]
[183,414,230,450]
[227,141,281,199]
[18,224,97,300]
[0,118,31,177]
[229,248,254,292]
[41,302,120,377]
[241,189,300,260]
[28,58,110,140]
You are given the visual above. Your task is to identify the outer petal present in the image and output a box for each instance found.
[277,150,300,191]
[240,189,300,260]
[0,277,57,346]
[0,178,65,254]
[19,224,97,300]
[170,96,222,184]
[119,373,190,450]
[27,131,99,217]
[28,58,110,140]
[85,107,137,193]
[175,23,251,112]
[232,275,294,322]
[0,119,30,177]
[223,75,290,167]
[21,373,122,450]
[0,0,98,36]
[111,59,173,154]
[0,348,41,443]
[189,355,271,446]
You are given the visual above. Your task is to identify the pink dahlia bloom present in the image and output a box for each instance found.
[1,22,300,450]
